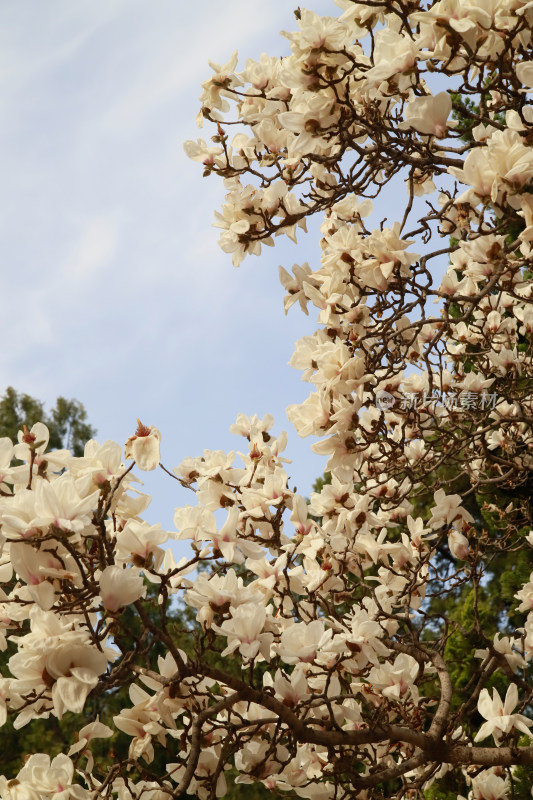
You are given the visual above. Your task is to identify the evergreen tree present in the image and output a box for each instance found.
[0,387,96,457]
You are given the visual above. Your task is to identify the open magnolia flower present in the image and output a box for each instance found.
[474,684,533,744]
[125,420,161,471]
[99,565,146,612]
[2,754,90,800]
[400,91,456,137]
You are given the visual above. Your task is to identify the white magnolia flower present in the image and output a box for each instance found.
[263,667,310,707]
[429,489,474,529]
[114,684,166,764]
[12,423,72,480]
[115,519,168,572]
[448,530,470,560]
[369,653,420,703]
[16,754,89,800]
[401,92,455,137]
[516,61,533,89]
[8,608,113,720]
[278,620,333,665]
[471,770,509,800]
[125,420,161,471]
[184,568,262,628]
[168,747,228,800]
[212,604,273,661]
[475,634,527,674]
[67,717,113,772]
[99,565,146,612]
[475,684,533,743]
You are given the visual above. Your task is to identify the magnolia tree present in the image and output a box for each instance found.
[2,1,533,799]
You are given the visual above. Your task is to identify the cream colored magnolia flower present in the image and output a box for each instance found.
[471,770,509,800]
[168,747,228,800]
[114,684,166,764]
[448,530,470,560]
[475,633,527,674]
[429,489,474,529]
[13,422,71,476]
[8,608,112,720]
[369,652,420,703]
[263,667,310,707]
[16,754,89,800]
[184,568,262,629]
[278,619,333,665]
[516,60,533,89]
[475,684,533,743]
[401,92,455,137]
[0,438,15,492]
[212,603,273,661]
[125,420,161,471]
[67,717,113,773]
[99,565,146,612]
[115,519,168,572]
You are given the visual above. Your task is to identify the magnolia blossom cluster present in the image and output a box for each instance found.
[0,1,533,799]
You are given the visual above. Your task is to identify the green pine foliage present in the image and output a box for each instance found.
[0,387,96,457]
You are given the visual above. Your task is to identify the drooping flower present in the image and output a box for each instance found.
[67,717,113,772]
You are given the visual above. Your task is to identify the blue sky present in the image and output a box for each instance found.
[0,1,441,538]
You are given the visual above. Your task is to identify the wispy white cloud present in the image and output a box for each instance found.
[61,215,120,282]
[0,0,342,530]
[0,1,128,106]
[98,0,291,136]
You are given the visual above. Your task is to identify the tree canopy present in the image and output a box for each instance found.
[1,2,533,800]
[0,387,96,457]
